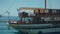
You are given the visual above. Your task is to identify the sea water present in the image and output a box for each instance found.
[0,16,19,34]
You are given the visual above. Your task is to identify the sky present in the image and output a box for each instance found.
[0,0,60,16]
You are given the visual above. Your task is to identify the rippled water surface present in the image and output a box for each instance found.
[0,22,19,34]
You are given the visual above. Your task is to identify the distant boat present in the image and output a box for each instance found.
[0,15,2,17]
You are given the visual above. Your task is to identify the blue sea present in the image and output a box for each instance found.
[0,16,60,34]
[0,16,19,34]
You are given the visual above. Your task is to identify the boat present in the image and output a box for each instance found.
[9,7,60,34]
[9,0,60,34]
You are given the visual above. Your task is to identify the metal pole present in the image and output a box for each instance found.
[45,0,46,9]
[44,0,47,17]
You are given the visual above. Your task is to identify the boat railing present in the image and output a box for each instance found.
[9,19,60,24]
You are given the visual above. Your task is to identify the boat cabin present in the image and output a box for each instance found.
[16,7,60,24]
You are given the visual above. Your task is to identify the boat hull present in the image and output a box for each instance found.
[10,24,60,34]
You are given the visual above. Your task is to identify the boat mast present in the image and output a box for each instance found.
[45,0,46,9]
[44,0,47,17]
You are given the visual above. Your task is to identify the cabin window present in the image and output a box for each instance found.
[40,10,44,13]
[34,10,39,14]
[55,10,57,13]
[56,10,60,13]
[48,9,52,13]
[52,10,55,13]
[54,17,60,21]
[52,10,57,13]
[45,10,49,13]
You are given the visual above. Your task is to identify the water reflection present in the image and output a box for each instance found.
[15,31,28,34]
